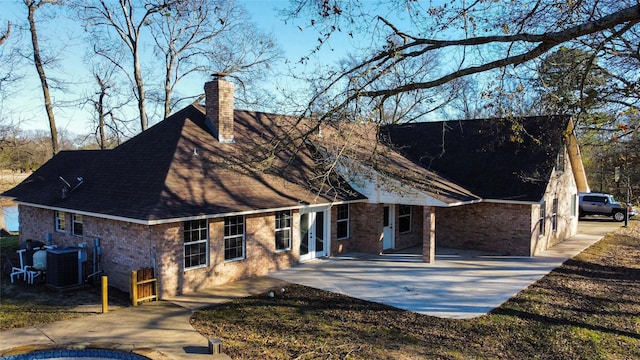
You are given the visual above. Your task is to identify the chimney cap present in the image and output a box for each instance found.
[211,72,228,79]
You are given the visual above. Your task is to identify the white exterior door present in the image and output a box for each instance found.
[300,208,328,262]
[382,204,395,250]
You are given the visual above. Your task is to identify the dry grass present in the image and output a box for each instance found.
[2,222,639,359]
[0,236,130,331]
[191,221,640,360]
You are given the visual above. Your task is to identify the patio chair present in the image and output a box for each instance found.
[10,249,28,283]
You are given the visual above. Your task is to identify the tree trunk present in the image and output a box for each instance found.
[27,2,58,156]
[96,75,107,149]
[133,47,148,131]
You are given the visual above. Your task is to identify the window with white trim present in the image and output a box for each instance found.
[539,200,546,236]
[336,204,349,240]
[398,205,412,233]
[555,146,565,173]
[72,214,83,236]
[275,210,292,251]
[552,198,559,232]
[224,215,245,261]
[184,219,208,269]
[55,211,66,233]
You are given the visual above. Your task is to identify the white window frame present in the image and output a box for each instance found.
[552,198,559,232]
[55,211,66,233]
[183,219,209,270]
[275,210,292,251]
[72,213,83,237]
[398,205,412,233]
[555,146,565,173]
[336,204,350,240]
[224,215,245,261]
[539,200,546,237]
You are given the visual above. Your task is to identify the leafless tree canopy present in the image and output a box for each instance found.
[75,0,280,132]
[285,0,640,124]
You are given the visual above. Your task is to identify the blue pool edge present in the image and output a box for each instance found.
[0,342,167,360]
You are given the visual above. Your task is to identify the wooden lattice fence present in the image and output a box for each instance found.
[130,267,158,306]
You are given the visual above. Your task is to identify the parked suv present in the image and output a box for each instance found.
[579,192,628,222]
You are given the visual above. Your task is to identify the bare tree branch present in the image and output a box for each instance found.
[0,21,10,46]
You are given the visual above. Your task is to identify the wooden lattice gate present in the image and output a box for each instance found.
[130,267,158,306]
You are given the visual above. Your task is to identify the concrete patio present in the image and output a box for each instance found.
[267,220,621,318]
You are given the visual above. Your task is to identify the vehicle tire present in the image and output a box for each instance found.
[613,211,626,222]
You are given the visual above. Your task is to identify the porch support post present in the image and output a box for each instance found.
[422,206,435,263]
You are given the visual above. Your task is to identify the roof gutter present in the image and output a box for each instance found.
[482,198,539,205]
[11,199,368,226]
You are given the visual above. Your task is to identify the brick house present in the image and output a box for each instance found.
[3,76,589,298]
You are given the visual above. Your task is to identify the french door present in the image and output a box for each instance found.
[382,204,395,250]
[299,208,328,261]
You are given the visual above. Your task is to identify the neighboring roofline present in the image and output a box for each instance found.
[11,199,368,226]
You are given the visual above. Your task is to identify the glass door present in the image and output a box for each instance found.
[299,209,327,261]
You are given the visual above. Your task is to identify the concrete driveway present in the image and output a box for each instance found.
[269,221,621,319]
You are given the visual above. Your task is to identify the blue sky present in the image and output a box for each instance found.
[0,0,366,135]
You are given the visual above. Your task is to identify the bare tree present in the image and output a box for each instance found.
[25,0,59,156]
[285,1,640,123]
[149,0,280,118]
[82,50,134,149]
[148,0,232,119]
[77,0,279,129]
[76,0,173,132]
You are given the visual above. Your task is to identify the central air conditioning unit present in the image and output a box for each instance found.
[46,247,87,289]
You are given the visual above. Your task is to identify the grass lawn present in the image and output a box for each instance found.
[0,235,130,330]
[1,223,639,359]
[191,221,640,360]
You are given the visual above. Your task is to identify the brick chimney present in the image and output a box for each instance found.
[204,74,235,143]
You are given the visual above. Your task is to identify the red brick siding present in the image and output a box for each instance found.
[339,203,423,255]
[17,206,304,298]
[436,202,533,256]
[204,79,234,142]
[18,206,159,292]
[166,211,300,296]
[395,205,423,250]
[347,202,384,255]
[422,206,435,262]
[330,203,364,255]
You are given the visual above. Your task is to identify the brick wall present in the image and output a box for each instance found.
[18,206,158,292]
[162,210,301,296]
[436,202,533,256]
[394,205,423,250]
[330,203,364,255]
[17,205,305,298]
[337,203,423,255]
[531,155,579,255]
[347,202,384,255]
[204,78,234,143]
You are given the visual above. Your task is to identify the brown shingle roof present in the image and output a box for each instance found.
[382,115,571,202]
[309,121,482,204]
[3,106,364,222]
